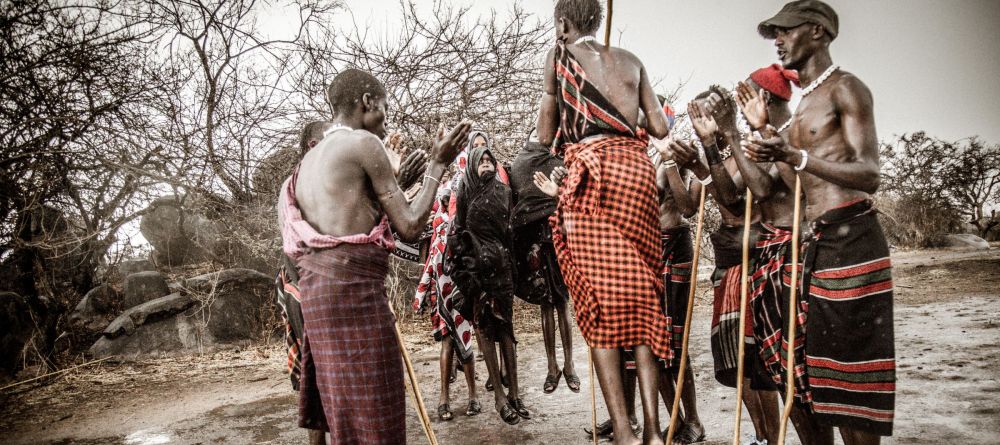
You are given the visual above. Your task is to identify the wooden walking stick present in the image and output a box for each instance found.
[584,3,615,444]
[665,185,708,444]
[395,323,439,445]
[776,175,803,445]
[732,189,754,445]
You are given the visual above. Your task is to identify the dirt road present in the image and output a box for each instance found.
[3,248,998,444]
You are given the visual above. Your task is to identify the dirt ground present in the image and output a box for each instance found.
[2,247,998,444]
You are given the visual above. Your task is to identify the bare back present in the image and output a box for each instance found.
[294,129,387,237]
[565,43,643,128]
[787,71,879,220]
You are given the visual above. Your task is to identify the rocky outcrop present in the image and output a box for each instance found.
[118,258,157,277]
[943,233,990,250]
[68,285,119,332]
[123,271,170,308]
[139,195,225,266]
[88,268,278,358]
[0,292,33,377]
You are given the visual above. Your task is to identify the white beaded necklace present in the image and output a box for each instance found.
[574,35,598,44]
[777,64,839,133]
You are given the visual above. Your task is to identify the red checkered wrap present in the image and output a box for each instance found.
[550,134,671,360]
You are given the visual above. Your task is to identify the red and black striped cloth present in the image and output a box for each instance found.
[550,40,670,360]
[297,243,405,444]
[800,199,895,436]
[750,199,896,437]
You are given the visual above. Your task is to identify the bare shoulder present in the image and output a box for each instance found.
[610,46,642,66]
[830,71,873,109]
[335,129,387,160]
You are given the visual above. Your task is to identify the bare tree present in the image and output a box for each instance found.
[296,0,550,162]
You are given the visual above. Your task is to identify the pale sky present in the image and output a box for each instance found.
[327,0,1000,144]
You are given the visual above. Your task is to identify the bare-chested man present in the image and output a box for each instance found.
[743,2,896,444]
[535,1,674,443]
[278,68,470,444]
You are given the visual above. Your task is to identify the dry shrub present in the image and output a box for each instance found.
[876,194,963,248]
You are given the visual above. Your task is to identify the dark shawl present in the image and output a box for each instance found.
[446,146,515,337]
[509,140,564,228]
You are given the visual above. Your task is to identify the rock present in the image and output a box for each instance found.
[68,285,119,331]
[102,293,197,338]
[942,233,990,250]
[89,269,278,358]
[139,195,225,266]
[90,293,203,358]
[119,258,156,277]
[0,292,33,377]
[183,269,275,342]
[123,271,170,308]
[252,146,298,198]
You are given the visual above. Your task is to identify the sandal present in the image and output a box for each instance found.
[437,404,453,421]
[508,397,530,419]
[543,370,562,393]
[497,402,520,425]
[583,418,613,438]
[466,400,482,416]
[564,371,581,393]
[672,421,706,444]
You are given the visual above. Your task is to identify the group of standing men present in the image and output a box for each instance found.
[275,0,895,444]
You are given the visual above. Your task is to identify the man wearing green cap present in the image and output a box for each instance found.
[742,2,895,445]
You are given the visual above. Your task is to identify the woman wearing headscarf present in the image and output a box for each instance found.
[447,134,528,425]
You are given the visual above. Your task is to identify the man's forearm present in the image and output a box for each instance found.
[728,131,774,198]
[402,161,446,237]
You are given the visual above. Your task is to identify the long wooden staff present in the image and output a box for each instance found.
[776,175,802,445]
[665,185,708,444]
[584,3,615,444]
[395,323,439,445]
[731,189,754,444]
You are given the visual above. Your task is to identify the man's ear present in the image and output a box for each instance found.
[811,24,826,40]
[361,92,372,112]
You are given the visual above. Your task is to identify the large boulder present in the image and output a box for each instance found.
[942,233,990,250]
[123,271,170,309]
[119,258,157,277]
[0,292,33,377]
[139,195,225,266]
[89,293,201,357]
[68,284,119,331]
[253,146,298,198]
[88,268,278,358]
[183,269,275,342]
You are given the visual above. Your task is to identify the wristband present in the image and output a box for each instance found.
[703,142,724,166]
[794,150,808,171]
[663,159,677,168]
[424,175,440,185]
[699,175,713,186]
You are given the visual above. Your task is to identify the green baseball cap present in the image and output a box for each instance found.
[758,0,839,40]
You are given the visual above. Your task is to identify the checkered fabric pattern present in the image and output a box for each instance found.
[550,135,671,360]
[297,243,405,445]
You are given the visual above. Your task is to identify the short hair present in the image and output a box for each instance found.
[326,68,386,115]
[555,0,603,35]
[298,121,331,155]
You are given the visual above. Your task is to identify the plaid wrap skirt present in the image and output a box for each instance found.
[297,243,405,445]
[551,135,671,360]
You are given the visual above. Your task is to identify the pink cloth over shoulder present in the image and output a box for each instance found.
[279,166,395,260]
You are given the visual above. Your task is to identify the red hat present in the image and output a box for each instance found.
[749,64,800,101]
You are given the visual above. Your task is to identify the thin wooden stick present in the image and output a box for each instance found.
[665,185,707,444]
[776,175,802,445]
[395,323,438,445]
[732,189,754,445]
[589,346,598,445]
[603,0,614,46]
[0,356,114,392]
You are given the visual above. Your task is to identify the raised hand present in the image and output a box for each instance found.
[667,137,699,167]
[736,81,770,132]
[533,171,559,197]
[431,121,472,164]
[688,102,719,144]
[740,129,792,163]
[550,166,567,185]
[397,149,428,189]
